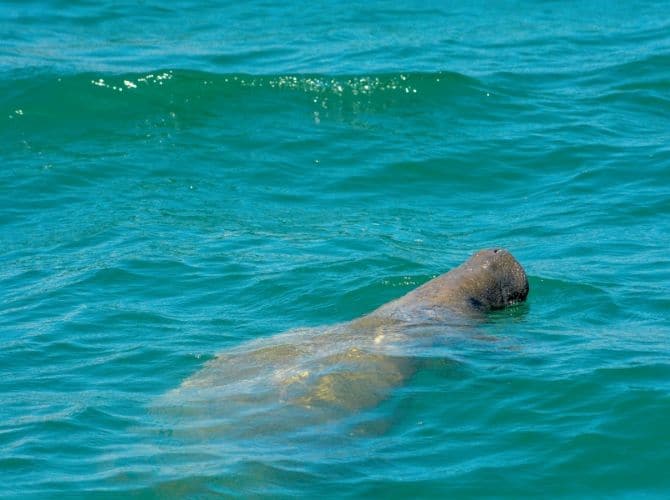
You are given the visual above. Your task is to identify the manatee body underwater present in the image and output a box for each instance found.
[156,249,529,438]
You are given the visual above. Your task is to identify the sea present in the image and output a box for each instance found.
[2,1,670,497]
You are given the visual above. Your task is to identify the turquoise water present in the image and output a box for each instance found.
[2,1,670,497]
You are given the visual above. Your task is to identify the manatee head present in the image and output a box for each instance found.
[461,248,529,311]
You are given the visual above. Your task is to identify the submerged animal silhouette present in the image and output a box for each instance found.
[163,249,529,432]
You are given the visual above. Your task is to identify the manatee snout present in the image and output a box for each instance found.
[467,248,529,310]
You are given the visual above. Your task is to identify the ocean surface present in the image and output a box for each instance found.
[2,1,670,497]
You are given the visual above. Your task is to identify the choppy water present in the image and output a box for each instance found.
[2,1,670,497]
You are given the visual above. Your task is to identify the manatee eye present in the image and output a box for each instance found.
[468,297,484,310]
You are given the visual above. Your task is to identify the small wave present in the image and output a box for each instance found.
[1,69,483,108]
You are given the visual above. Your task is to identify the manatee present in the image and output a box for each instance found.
[158,249,528,436]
